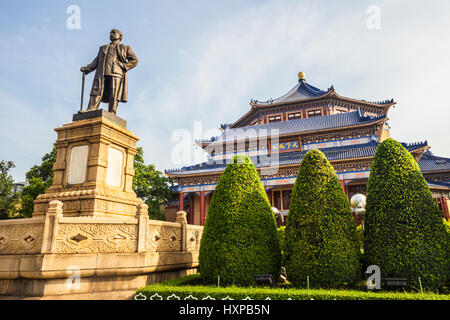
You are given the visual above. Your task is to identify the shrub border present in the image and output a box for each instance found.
[136,275,449,300]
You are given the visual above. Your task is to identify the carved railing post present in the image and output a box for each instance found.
[136,202,149,253]
[41,200,63,254]
[176,211,187,252]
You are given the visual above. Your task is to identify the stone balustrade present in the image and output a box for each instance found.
[0,200,203,298]
[0,200,202,256]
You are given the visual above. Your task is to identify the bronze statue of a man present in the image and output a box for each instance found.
[80,29,138,114]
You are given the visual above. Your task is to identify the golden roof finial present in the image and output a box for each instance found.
[298,71,305,80]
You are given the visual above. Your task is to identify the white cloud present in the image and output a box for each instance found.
[2,0,449,181]
[131,0,450,174]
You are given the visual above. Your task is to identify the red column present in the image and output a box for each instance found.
[179,192,184,211]
[266,188,272,206]
[187,194,194,224]
[200,191,205,226]
[441,197,449,220]
[340,180,347,195]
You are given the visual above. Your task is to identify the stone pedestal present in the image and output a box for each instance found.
[0,111,205,300]
[33,110,142,218]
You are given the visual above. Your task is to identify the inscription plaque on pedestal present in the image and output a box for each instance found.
[106,147,123,187]
[67,145,89,184]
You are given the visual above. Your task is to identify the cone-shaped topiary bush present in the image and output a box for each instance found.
[364,138,448,290]
[199,155,281,286]
[284,149,361,288]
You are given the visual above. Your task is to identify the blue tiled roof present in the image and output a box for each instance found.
[167,140,429,176]
[198,110,386,144]
[251,79,394,106]
[419,151,450,173]
[252,79,330,105]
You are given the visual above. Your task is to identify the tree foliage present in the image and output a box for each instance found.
[0,160,19,219]
[18,147,57,218]
[284,149,361,288]
[364,138,448,290]
[19,177,48,218]
[132,147,174,220]
[199,155,281,286]
[277,226,286,266]
[25,147,57,184]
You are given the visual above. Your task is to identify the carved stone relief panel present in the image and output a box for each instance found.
[0,222,44,254]
[148,224,182,252]
[55,223,137,253]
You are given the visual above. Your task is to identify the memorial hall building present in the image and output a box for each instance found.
[165,73,450,225]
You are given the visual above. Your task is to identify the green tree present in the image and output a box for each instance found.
[19,177,48,218]
[0,160,19,219]
[444,219,450,284]
[444,219,450,235]
[199,155,281,286]
[132,147,174,220]
[18,147,57,218]
[25,147,57,184]
[364,138,448,291]
[284,149,361,288]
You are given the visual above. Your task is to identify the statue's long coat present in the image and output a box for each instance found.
[84,43,138,103]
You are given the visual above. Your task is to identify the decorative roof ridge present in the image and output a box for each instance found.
[250,78,331,106]
[301,79,331,95]
[401,140,428,149]
[421,150,450,161]
[359,98,394,105]
[197,110,387,145]
[165,159,224,173]
[167,140,383,174]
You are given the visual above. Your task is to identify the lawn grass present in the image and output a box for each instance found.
[136,274,450,300]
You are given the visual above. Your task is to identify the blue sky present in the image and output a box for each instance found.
[1,0,449,182]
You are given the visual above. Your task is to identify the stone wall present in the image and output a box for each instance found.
[0,200,203,298]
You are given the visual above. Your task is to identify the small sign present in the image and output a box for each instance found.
[271,140,300,153]
[385,278,407,287]
[254,274,274,287]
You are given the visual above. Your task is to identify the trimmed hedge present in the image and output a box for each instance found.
[199,155,281,286]
[277,226,286,266]
[445,219,450,282]
[356,225,364,252]
[364,138,449,291]
[284,149,361,288]
[136,276,450,300]
[444,219,450,234]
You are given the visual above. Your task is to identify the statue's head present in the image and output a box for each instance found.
[110,29,123,42]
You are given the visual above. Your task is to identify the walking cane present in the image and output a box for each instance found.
[80,70,85,112]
